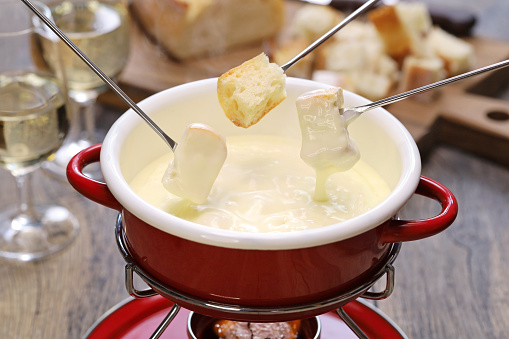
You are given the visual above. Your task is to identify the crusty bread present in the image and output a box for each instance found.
[368,3,433,61]
[292,2,472,105]
[321,41,371,72]
[394,2,433,57]
[217,53,287,128]
[399,56,446,102]
[312,69,393,102]
[311,70,356,93]
[332,20,379,43]
[131,0,284,60]
[289,4,343,42]
[311,29,396,101]
[273,4,343,80]
[427,27,474,76]
[368,5,412,62]
[353,72,394,101]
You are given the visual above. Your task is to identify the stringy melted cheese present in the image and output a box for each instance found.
[129,135,390,233]
[296,87,360,201]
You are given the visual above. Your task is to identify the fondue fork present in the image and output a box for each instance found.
[341,58,509,123]
[24,0,378,150]
[22,0,178,151]
[281,0,381,73]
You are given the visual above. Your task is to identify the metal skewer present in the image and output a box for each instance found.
[342,58,509,123]
[25,0,506,144]
[24,0,381,145]
[281,0,381,72]
[22,0,178,151]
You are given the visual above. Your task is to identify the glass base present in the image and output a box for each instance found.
[0,205,79,262]
[43,138,103,181]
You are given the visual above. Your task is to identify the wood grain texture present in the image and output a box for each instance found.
[376,145,509,338]
[0,106,125,339]
[1,1,509,338]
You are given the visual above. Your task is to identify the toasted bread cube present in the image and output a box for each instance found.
[217,53,286,128]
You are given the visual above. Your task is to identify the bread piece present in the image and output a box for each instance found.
[373,53,399,82]
[394,2,433,57]
[162,123,227,204]
[353,72,394,101]
[369,3,433,60]
[290,4,343,42]
[311,70,356,93]
[427,27,474,76]
[396,2,432,35]
[368,5,412,62]
[400,56,446,102]
[322,41,369,72]
[313,35,396,102]
[131,0,284,60]
[312,69,393,102]
[217,53,287,128]
[331,20,379,43]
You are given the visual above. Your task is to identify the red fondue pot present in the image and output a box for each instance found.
[67,78,457,321]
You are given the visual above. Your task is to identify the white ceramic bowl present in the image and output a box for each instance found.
[100,77,420,250]
[68,77,456,320]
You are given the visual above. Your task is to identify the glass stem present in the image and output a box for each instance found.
[83,99,97,144]
[70,91,99,145]
[14,172,36,219]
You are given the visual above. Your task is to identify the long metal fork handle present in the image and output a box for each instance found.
[22,0,178,151]
[344,58,509,122]
[281,0,381,72]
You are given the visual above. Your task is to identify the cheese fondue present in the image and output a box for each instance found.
[130,135,390,233]
[296,87,360,201]
[162,123,227,204]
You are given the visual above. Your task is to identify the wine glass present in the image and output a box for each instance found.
[0,0,78,262]
[41,0,130,179]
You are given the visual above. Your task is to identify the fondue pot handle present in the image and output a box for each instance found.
[380,176,458,243]
[67,144,123,211]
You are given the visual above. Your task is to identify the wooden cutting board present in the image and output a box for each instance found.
[98,3,509,166]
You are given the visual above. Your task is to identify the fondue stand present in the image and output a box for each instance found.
[67,76,458,337]
[22,0,456,339]
[113,216,403,339]
[66,76,458,338]
[24,6,462,337]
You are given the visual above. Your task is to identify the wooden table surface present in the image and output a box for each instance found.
[2,0,509,338]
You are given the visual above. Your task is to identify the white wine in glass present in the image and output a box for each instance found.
[0,0,78,262]
[41,0,130,178]
[0,72,68,173]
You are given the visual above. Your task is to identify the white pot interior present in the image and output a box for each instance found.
[101,78,421,250]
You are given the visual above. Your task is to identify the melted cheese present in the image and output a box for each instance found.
[162,123,227,204]
[296,87,360,201]
[130,135,390,233]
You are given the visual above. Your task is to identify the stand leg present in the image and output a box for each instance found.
[149,303,181,339]
[125,264,159,298]
[336,307,369,339]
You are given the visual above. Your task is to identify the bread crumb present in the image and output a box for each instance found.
[217,53,286,128]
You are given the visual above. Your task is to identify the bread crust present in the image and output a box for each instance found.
[368,6,412,62]
[131,0,284,60]
[217,53,286,128]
